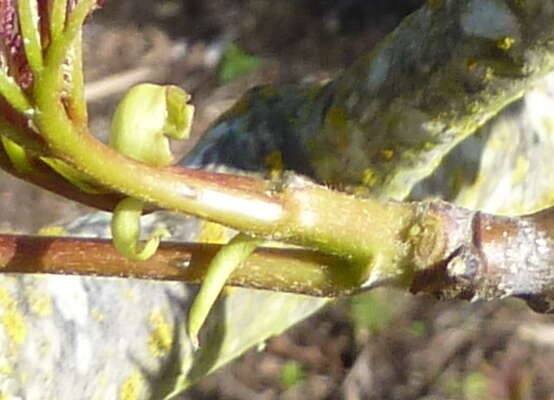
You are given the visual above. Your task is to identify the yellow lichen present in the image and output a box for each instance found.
[122,289,138,302]
[28,292,52,317]
[497,36,515,50]
[147,310,173,358]
[221,94,251,119]
[361,168,378,187]
[488,136,503,150]
[408,224,421,236]
[1,309,26,345]
[198,221,227,244]
[536,190,554,211]
[259,85,279,99]
[0,364,12,374]
[426,0,444,11]
[457,175,486,208]
[541,117,554,133]
[264,150,284,180]
[423,142,435,150]
[465,101,481,114]
[36,225,67,236]
[90,309,106,322]
[466,58,478,71]
[484,66,495,81]
[325,106,350,149]
[119,371,143,400]
[0,286,26,347]
[512,156,529,185]
[0,287,16,309]
[379,149,394,160]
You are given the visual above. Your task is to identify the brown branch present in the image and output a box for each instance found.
[0,234,358,297]
[409,202,554,313]
[2,200,554,312]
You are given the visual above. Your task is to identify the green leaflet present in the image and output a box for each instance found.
[1,136,33,174]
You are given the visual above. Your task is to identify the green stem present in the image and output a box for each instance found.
[62,0,97,55]
[17,0,44,73]
[31,0,416,287]
[41,0,96,95]
[66,34,88,125]
[34,62,416,281]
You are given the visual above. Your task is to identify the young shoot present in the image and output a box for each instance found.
[109,83,194,260]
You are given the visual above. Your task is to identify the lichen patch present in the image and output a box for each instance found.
[1,309,26,345]
[0,287,26,347]
[147,310,173,358]
[27,292,52,317]
[119,371,144,400]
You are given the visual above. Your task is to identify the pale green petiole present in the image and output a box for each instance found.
[62,0,97,48]
[49,0,68,41]
[17,0,44,73]
[0,71,33,114]
[187,233,262,349]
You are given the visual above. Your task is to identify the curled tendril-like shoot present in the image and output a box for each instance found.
[108,83,194,260]
[111,197,170,261]
[108,83,263,346]
[187,233,261,349]
[106,82,258,342]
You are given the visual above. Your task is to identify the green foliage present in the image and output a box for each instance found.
[445,370,489,400]
[218,43,261,83]
[463,371,489,400]
[408,320,427,338]
[279,360,307,389]
[350,290,396,337]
